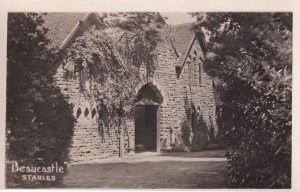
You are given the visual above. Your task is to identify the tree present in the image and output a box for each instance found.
[191,12,292,188]
[6,13,75,188]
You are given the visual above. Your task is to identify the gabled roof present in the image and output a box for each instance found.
[42,12,207,70]
[172,22,208,70]
[172,23,195,56]
[43,13,87,47]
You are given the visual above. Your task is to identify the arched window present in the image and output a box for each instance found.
[199,61,202,85]
[193,51,196,61]
[92,108,97,119]
[194,50,197,56]
[84,108,89,117]
[197,107,201,116]
[76,107,82,119]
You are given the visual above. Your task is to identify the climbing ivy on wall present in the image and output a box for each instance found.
[63,13,165,132]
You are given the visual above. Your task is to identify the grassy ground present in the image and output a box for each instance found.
[62,150,227,189]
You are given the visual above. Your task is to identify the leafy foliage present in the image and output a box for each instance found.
[64,13,165,133]
[104,12,165,76]
[6,13,76,188]
[191,12,292,188]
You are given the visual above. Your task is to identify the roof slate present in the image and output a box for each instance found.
[43,13,86,47]
[172,23,195,56]
[42,13,196,57]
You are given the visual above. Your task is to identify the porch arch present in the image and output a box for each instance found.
[134,78,167,106]
[134,80,164,153]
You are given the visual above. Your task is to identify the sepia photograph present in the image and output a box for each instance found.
[4,10,292,189]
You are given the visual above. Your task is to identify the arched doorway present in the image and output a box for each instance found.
[134,83,163,153]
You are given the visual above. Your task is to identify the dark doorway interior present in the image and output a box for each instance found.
[135,105,158,152]
[135,83,163,153]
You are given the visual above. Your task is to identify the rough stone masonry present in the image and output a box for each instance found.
[44,13,218,163]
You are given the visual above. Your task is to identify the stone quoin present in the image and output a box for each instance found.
[43,12,219,163]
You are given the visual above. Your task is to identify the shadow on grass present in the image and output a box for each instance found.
[63,160,226,188]
[160,149,226,158]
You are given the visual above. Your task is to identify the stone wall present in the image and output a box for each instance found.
[54,65,121,163]
[53,27,218,163]
[146,37,218,151]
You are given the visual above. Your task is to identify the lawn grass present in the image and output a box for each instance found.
[63,157,226,188]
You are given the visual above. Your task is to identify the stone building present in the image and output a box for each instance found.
[43,12,218,163]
